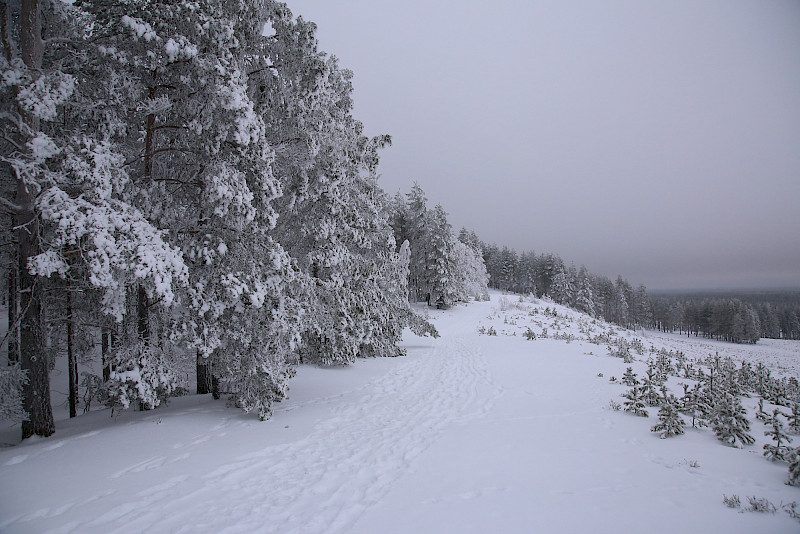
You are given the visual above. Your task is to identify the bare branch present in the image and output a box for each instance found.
[248,65,279,77]
[0,196,22,213]
[0,278,37,350]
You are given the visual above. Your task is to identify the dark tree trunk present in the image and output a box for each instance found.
[101,328,112,382]
[137,285,148,411]
[19,0,53,439]
[7,257,18,363]
[18,182,54,438]
[212,373,220,400]
[66,289,77,418]
[196,351,212,394]
[137,284,148,342]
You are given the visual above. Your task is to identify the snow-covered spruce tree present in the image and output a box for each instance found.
[389,192,410,254]
[679,382,711,428]
[651,390,686,438]
[549,265,569,305]
[641,365,663,407]
[764,409,792,462]
[425,204,460,309]
[788,448,800,486]
[788,402,800,434]
[622,385,648,417]
[613,276,630,328]
[497,247,518,293]
[404,182,430,303]
[622,367,639,387]
[452,238,489,302]
[574,266,596,317]
[711,392,755,448]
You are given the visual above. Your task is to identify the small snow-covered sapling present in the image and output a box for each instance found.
[651,392,686,438]
[622,386,648,417]
[764,410,792,462]
[712,393,755,448]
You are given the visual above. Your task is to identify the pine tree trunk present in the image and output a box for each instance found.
[18,182,54,438]
[137,284,148,342]
[137,285,148,411]
[19,0,54,439]
[196,351,212,394]
[212,373,220,400]
[67,289,77,418]
[101,328,111,382]
[7,257,18,363]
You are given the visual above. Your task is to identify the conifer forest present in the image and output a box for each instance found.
[1,2,799,533]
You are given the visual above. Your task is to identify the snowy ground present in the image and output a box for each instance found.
[1,291,799,533]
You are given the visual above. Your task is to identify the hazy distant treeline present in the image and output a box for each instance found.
[458,232,653,330]
[650,294,800,342]
[461,230,800,344]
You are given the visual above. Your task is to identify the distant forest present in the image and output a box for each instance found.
[649,291,800,342]
[459,229,800,344]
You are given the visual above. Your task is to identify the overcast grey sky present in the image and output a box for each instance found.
[287,0,800,291]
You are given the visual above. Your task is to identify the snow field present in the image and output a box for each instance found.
[1,291,799,533]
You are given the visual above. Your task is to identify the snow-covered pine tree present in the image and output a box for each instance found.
[788,448,800,486]
[1,0,60,437]
[2,0,203,434]
[755,398,770,423]
[641,365,663,407]
[614,276,631,328]
[404,183,430,303]
[622,367,639,386]
[651,391,686,438]
[425,205,460,309]
[390,192,409,250]
[574,266,596,317]
[451,239,490,302]
[261,10,434,367]
[788,402,800,434]
[497,247,518,293]
[549,265,569,305]
[68,0,310,416]
[763,409,792,462]
[517,251,538,296]
[679,382,711,428]
[622,385,648,417]
[711,392,755,448]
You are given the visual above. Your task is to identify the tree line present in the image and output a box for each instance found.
[458,231,799,344]
[453,232,653,331]
[650,293,800,342]
[0,0,492,439]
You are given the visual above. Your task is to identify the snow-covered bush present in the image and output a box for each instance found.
[105,343,179,411]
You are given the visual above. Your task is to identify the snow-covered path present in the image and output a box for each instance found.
[1,295,798,533]
[130,320,501,534]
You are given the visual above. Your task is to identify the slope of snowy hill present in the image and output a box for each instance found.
[1,291,799,533]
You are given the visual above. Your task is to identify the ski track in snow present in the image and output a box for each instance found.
[67,333,502,534]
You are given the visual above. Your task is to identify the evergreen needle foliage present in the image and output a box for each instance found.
[651,394,686,438]
[622,386,648,417]
[712,393,755,448]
